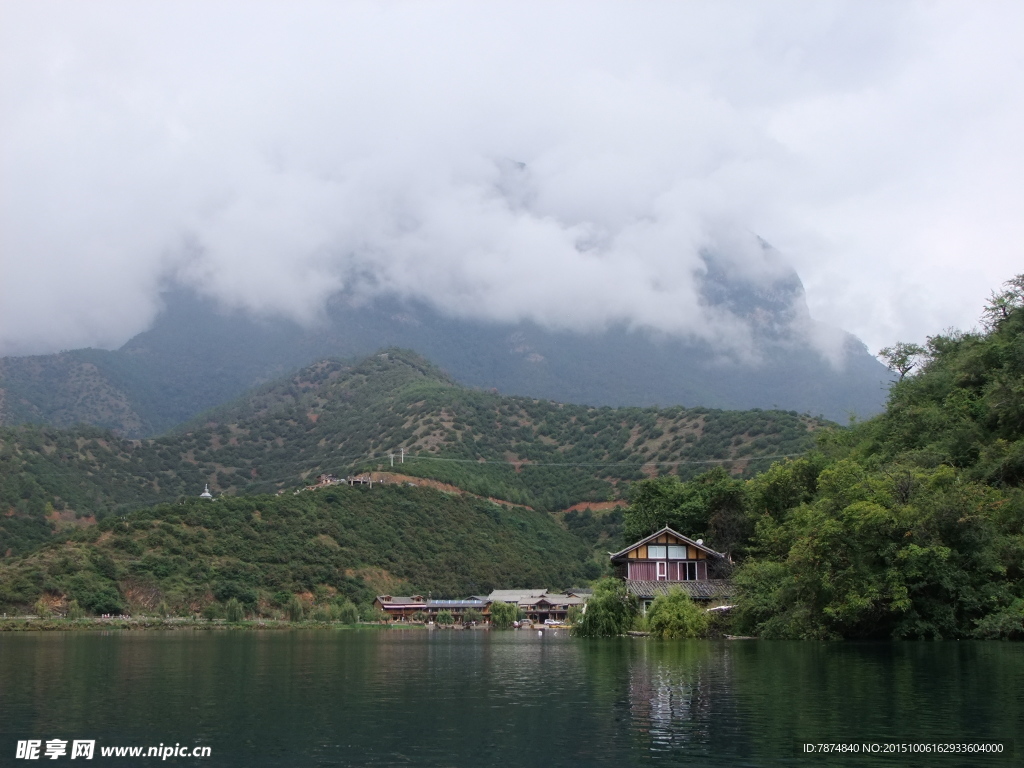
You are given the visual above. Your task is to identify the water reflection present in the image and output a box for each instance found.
[0,632,1021,767]
[628,643,719,755]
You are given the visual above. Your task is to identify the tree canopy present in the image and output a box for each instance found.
[619,275,1024,640]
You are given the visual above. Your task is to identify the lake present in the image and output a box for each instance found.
[0,629,1020,766]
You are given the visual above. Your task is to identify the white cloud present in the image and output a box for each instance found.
[2,0,1022,357]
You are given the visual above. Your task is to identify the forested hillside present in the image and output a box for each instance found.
[622,276,1024,639]
[0,485,594,615]
[1,350,827,557]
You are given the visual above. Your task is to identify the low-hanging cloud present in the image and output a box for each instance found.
[2,1,1022,359]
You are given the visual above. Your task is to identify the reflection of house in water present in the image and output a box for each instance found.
[610,527,733,611]
[627,645,725,753]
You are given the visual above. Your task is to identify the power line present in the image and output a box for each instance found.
[350,450,806,470]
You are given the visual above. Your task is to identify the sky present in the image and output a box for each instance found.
[2,0,1022,360]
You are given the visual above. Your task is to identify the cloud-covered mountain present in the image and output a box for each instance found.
[0,251,890,437]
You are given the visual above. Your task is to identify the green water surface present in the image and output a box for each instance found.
[0,630,1020,767]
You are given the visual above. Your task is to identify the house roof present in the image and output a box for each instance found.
[427,599,487,609]
[376,596,487,610]
[624,579,733,600]
[609,526,725,562]
[487,589,549,602]
[518,595,585,608]
[376,595,427,607]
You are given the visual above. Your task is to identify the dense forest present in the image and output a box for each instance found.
[0,350,826,556]
[623,276,1024,639]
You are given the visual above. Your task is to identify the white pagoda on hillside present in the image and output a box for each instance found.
[199,484,213,500]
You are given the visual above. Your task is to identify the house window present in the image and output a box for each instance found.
[677,562,698,580]
[667,545,686,559]
[648,545,667,559]
[656,561,667,580]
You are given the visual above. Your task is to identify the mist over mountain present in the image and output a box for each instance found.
[0,251,889,437]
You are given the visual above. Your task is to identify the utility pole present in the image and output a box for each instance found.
[389,452,394,467]
[400,447,404,464]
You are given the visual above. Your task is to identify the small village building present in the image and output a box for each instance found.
[374,595,489,623]
[374,590,587,625]
[610,526,732,611]
[374,595,427,621]
[425,599,489,623]
[485,589,586,624]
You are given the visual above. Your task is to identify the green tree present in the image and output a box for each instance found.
[646,589,711,639]
[435,609,455,625]
[489,600,520,629]
[225,597,245,623]
[878,342,927,380]
[337,601,360,624]
[463,607,483,624]
[286,595,305,622]
[981,274,1024,329]
[359,605,387,622]
[571,578,637,637]
[623,468,750,555]
[623,476,687,542]
[66,599,84,620]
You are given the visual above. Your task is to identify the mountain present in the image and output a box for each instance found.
[0,255,891,437]
[0,486,595,615]
[0,349,831,557]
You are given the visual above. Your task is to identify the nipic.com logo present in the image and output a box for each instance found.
[14,739,212,760]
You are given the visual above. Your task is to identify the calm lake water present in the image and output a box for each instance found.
[0,629,1020,767]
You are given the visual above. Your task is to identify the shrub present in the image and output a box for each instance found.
[67,574,126,615]
[646,589,711,639]
[202,602,224,621]
[214,580,258,608]
[66,599,85,620]
[311,606,333,622]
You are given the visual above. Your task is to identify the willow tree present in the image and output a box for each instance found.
[571,578,637,637]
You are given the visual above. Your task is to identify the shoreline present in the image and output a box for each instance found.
[0,618,398,632]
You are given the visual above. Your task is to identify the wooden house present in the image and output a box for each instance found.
[486,590,585,624]
[374,595,488,623]
[609,526,732,610]
[374,595,427,621]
